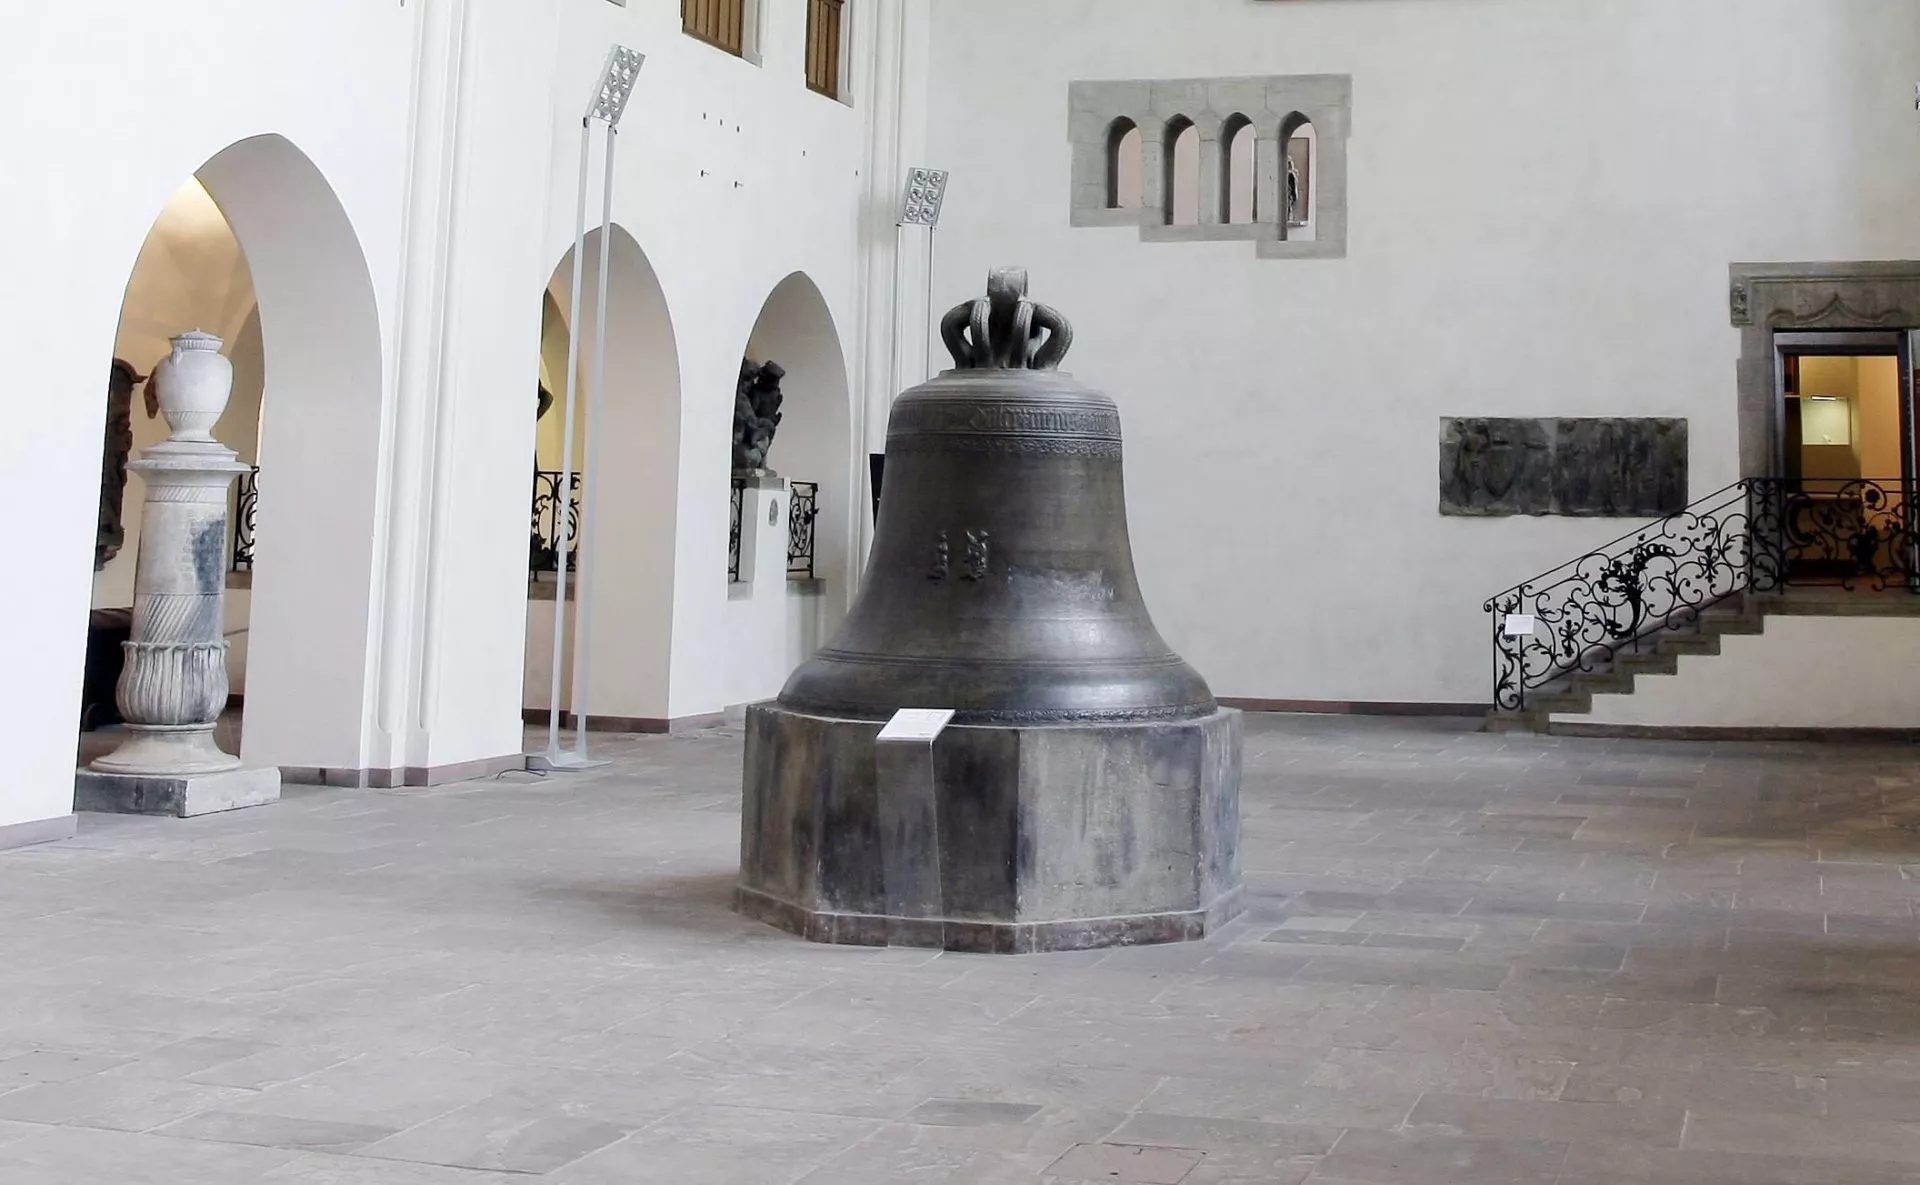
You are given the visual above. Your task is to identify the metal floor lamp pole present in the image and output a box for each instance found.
[531,45,643,774]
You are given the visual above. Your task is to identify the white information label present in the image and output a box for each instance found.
[1503,614,1538,638]
[877,707,956,743]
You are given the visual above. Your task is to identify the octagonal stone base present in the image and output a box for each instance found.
[736,703,1243,954]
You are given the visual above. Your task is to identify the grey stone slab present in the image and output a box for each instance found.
[0,1124,300,1182]
[908,1099,1043,1127]
[156,1110,401,1153]
[217,1054,521,1129]
[0,1063,258,1131]
[0,1050,131,1085]
[1310,1128,1568,1185]
[260,1153,533,1183]
[121,1036,277,1078]
[1558,1142,1920,1185]
[1307,1047,1574,1101]
[1144,1075,1420,1130]
[357,1106,633,1174]
[547,1105,882,1184]
[1683,1110,1920,1166]
[1561,1062,1826,1115]
[1405,1093,1685,1147]
[183,1045,356,1090]
[1047,1142,1205,1184]
[75,766,281,818]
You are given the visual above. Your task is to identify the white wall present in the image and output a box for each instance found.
[921,0,1920,707]
[1571,616,1920,730]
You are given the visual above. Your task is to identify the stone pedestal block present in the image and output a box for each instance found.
[736,704,1243,953]
[75,766,281,818]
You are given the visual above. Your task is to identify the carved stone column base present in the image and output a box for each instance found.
[89,724,241,777]
[75,766,280,819]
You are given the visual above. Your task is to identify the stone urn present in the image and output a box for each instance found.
[150,329,233,441]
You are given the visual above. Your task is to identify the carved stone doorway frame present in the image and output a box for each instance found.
[1731,261,1920,476]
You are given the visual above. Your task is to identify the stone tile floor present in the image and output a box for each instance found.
[9,714,1920,1182]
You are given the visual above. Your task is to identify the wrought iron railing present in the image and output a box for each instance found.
[530,469,582,578]
[728,476,746,583]
[1749,477,1920,592]
[231,466,259,572]
[1485,476,1919,712]
[788,481,819,579]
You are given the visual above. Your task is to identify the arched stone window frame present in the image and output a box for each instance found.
[1104,116,1142,210]
[1277,110,1313,240]
[1220,113,1257,225]
[1162,115,1200,226]
[1067,74,1351,260]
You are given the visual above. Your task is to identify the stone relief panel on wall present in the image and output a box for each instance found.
[1440,417,1688,518]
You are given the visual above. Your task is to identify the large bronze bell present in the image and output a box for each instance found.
[779,267,1216,722]
[738,268,1241,954]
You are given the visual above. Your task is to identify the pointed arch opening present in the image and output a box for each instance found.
[526,227,683,729]
[78,134,384,781]
[1222,114,1256,225]
[1280,111,1317,241]
[739,271,854,677]
[1165,116,1200,226]
[1106,117,1143,211]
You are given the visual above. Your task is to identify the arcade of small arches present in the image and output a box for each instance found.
[80,133,853,777]
[1102,111,1315,233]
[1068,73,1353,259]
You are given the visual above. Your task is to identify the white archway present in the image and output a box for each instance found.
[82,178,266,756]
[525,226,683,727]
[745,271,855,667]
[181,134,384,773]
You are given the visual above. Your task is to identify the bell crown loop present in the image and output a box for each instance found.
[940,267,1076,371]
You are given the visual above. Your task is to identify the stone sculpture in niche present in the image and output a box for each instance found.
[97,359,141,571]
[731,359,786,472]
[1440,417,1688,517]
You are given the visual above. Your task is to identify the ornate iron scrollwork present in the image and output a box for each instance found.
[1483,482,1754,713]
[787,481,819,579]
[1484,476,1920,712]
[530,469,582,578]
[231,466,260,573]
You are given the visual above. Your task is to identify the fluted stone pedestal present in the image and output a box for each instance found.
[78,331,280,818]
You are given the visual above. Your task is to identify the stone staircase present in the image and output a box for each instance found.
[1488,589,1920,734]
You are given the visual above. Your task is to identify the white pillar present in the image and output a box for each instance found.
[849,1,930,577]
[367,0,474,778]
